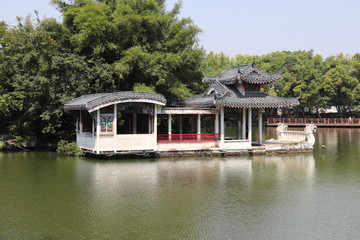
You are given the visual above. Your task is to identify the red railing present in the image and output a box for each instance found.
[267,118,360,124]
[157,133,219,143]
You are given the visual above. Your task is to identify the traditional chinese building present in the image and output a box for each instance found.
[64,64,315,157]
[64,92,166,155]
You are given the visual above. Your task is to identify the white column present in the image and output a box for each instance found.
[113,104,117,152]
[214,113,219,135]
[197,114,201,140]
[197,114,201,134]
[154,105,158,149]
[220,106,225,147]
[76,116,79,134]
[154,106,158,135]
[237,119,241,140]
[179,116,183,140]
[76,115,79,144]
[92,114,95,135]
[132,113,137,134]
[168,114,172,140]
[79,110,83,134]
[258,110,263,145]
[179,117,183,134]
[242,108,246,139]
[96,109,100,154]
[248,108,252,144]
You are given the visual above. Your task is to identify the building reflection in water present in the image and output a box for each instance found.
[78,153,316,200]
[74,153,316,238]
[252,153,316,184]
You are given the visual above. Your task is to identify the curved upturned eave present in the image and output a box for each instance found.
[202,66,235,83]
[64,92,166,112]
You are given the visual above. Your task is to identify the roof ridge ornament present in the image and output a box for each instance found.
[214,79,229,99]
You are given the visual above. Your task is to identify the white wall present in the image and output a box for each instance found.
[78,133,157,152]
[157,141,217,152]
[114,134,157,151]
[77,133,96,150]
[78,134,252,153]
[221,140,251,150]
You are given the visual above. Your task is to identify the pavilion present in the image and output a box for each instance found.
[64,64,304,156]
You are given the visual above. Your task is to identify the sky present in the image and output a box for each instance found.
[1,0,359,57]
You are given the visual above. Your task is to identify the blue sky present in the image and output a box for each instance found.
[1,0,359,57]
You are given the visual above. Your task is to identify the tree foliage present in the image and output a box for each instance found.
[51,0,204,100]
[0,0,204,145]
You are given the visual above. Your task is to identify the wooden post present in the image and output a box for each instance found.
[248,108,252,144]
[242,108,246,139]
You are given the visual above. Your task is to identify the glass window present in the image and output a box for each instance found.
[100,115,113,132]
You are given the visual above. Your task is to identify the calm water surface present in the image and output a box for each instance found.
[1,128,360,240]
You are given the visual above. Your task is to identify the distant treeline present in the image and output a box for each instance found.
[0,0,359,146]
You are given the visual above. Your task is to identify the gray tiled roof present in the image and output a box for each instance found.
[203,64,283,85]
[64,91,166,112]
[183,94,215,107]
[216,85,299,108]
[183,81,299,109]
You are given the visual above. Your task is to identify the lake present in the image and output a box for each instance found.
[1,127,360,240]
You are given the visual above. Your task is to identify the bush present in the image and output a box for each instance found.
[0,141,7,150]
[57,140,82,157]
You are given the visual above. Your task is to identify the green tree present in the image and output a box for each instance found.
[51,0,204,100]
[0,0,205,145]
[0,15,117,143]
[322,54,359,115]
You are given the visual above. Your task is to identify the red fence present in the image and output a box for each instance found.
[267,118,360,124]
[157,133,219,143]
